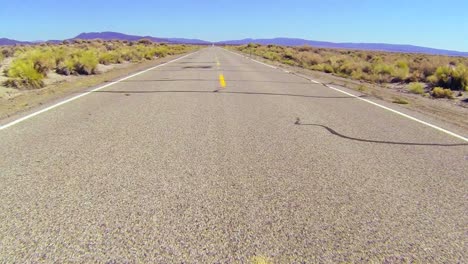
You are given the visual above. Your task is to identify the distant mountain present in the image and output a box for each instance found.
[0,38,32,46]
[72,32,168,42]
[72,32,210,45]
[217,38,468,57]
[166,38,211,45]
[2,33,467,57]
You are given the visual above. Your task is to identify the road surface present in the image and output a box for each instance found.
[1,47,467,263]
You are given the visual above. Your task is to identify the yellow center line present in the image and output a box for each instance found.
[215,55,226,88]
[219,74,226,88]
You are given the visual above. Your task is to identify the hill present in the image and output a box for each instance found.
[2,33,467,56]
[73,32,210,45]
[0,38,33,46]
[218,38,468,57]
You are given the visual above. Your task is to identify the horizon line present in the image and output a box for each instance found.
[1,32,467,53]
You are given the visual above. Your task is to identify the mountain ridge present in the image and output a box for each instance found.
[73,32,211,45]
[1,32,467,57]
[218,37,468,57]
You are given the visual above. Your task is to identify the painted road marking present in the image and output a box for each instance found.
[0,51,200,131]
[223,47,467,142]
[223,49,277,69]
[325,85,468,142]
[251,58,277,69]
[219,74,226,88]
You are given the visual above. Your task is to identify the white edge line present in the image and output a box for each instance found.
[326,85,468,142]
[224,48,245,58]
[0,51,198,131]
[224,47,467,143]
[223,48,277,69]
[250,59,277,69]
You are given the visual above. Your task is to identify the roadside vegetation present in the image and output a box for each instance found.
[233,44,468,99]
[1,39,196,89]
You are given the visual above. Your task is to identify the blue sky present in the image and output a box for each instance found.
[1,0,467,51]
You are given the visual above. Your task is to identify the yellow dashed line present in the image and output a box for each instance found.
[215,55,225,88]
[219,74,226,88]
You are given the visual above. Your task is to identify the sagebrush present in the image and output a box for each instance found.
[2,40,196,89]
[233,44,468,92]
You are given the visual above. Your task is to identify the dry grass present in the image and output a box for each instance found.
[1,41,198,89]
[407,82,425,94]
[432,87,454,99]
[232,44,468,96]
[392,98,409,104]
[0,42,200,119]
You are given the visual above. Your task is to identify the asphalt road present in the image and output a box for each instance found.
[0,47,467,263]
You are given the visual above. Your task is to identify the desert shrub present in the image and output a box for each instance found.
[247,43,260,48]
[282,48,296,61]
[370,56,384,64]
[326,56,341,70]
[2,48,15,58]
[453,64,468,91]
[371,63,395,83]
[56,58,75,75]
[297,45,315,52]
[99,51,123,65]
[311,63,334,73]
[73,50,99,75]
[432,87,453,99]
[426,74,438,84]
[281,59,296,66]
[408,82,425,94]
[27,49,56,75]
[138,39,153,45]
[413,59,438,78]
[373,63,394,75]
[434,65,452,85]
[406,70,423,83]
[351,69,364,80]
[104,43,115,51]
[263,51,281,61]
[119,47,144,62]
[53,47,70,65]
[337,60,359,76]
[5,59,45,89]
[430,64,468,90]
[322,64,334,73]
[392,60,410,82]
[300,52,323,66]
[233,44,468,88]
[392,98,409,104]
[150,46,170,58]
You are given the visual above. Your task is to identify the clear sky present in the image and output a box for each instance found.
[1,0,467,51]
